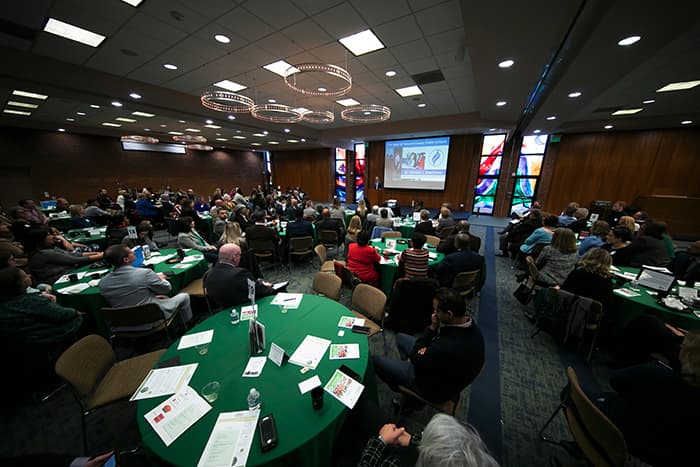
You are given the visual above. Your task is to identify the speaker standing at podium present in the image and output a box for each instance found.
[374,176,383,190]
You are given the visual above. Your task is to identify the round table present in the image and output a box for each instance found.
[371,238,445,296]
[394,220,416,238]
[612,266,700,330]
[137,294,375,467]
[53,249,208,337]
[65,226,107,246]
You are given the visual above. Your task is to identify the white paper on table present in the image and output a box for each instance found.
[57,282,90,294]
[144,386,211,446]
[182,255,204,263]
[178,330,214,350]
[88,269,110,276]
[329,343,360,360]
[298,375,322,394]
[642,265,673,274]
[87,279,100,287]
[268,342,285,367]
[88,228,106,235]
[144,254,175,265]
[289,335,331,370]
[270,293,303,309]
[613,271,638,281]
[337,316,364,329]
[679,287,698,300]
[379,256,393,265]
[610,265,620,272]
[131,363,198,401]
[242,356,267,377]
[171,264,190,269]
[240,305,258,321]
[197,411,260,467]
[55,271,89,284]
[324,369,365,409]
[614,288,641,298]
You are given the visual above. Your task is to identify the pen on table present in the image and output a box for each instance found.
[283,298,295,302]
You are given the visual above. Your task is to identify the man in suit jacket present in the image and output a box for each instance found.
[436,233,483,287]
[315,208,343,245]
[413,209,436,236]
[286,210,314,239]
[246,212,279,243]
[205,244,276,308]
[437,220,481,254]
[99,245,192,330]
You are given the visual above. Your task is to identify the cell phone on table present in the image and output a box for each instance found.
[258,414,278,452]
[339,364,362,383]
[351,324,370,335]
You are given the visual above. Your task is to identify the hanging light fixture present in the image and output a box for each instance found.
[302,109,335,124]
[172,134,207,143]
[201,90,255,113]
[120,135,159,143]
[186,143,214,151]
[340,104,391,123]
[284,63,352,97]
[251,103,304,123]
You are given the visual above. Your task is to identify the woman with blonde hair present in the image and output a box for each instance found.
[534,228,578,286]
[561,248,614,310]
[618,215,636,235]
[578,220,610,255]
[218,221,247,249]
[346,215,362,244]
[355,199,368,221]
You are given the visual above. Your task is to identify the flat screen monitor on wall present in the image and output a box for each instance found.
[383,136,451,190]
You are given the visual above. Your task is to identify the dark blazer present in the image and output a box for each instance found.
[245,223,278,243]
[286,219,314,239]
[437,233,481,255]
[413,221,436,236]
[315,217,343,235]
[204,263,275,309]
[435,249,483,287]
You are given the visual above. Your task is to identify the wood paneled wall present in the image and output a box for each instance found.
[271,148,333,201]
[0,127,265,204]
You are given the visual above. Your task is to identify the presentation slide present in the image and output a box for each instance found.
[383,136,450,190]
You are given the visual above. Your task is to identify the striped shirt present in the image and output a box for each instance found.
[400,248,429,278]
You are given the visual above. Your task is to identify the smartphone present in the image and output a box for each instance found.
[258,414,278,452]
[351,325,370,335]
[103,453,117,467]
[339,364,362,383]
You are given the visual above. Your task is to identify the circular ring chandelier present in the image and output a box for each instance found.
[341,104,391,123]
[302,109,334,124]
[173,134,207,143]
[201,91,255,113]
[251,104,304,123]
[120,135,159,144]
[284,63,352,97]
[186,144,214,151]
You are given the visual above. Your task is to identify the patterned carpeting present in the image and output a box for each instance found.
[0,217,610,465]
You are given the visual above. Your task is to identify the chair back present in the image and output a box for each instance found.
[381,230,401,239]
[351,284,387,323]
[526,255,539,283]
[101,303,166,329]
[289,236,313,253]
[362,220,375,235]
[438,226,454,238]
[319,230,339,248]
[424,235,440,246]
[314,244,327,263]
[249,238,275,254]
[386,277,439,334]
[452,270,479,297]
[370,226,392,240]
[312,272,342,301]
[565,367,628,467]
[55,335,114,399]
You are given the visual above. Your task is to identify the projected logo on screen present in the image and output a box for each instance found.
[429,149,443,167]
[383,136,451,190]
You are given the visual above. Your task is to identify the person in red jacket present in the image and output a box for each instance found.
[347,231,381,288]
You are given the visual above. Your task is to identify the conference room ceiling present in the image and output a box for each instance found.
[0,0,698,151]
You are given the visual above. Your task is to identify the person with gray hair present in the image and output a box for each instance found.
[357,413,499,467]
[435,233,483,287]
[413,209,436,236]
[367,205,381,224]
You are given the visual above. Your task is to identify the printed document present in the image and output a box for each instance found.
[144,386,211,446]
[289,335,331,370]
[131,363,198,401]
[178,330,214,350]
[197,410,260,467]
[324,369,365,409]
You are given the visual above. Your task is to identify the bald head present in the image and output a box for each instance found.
[219,243,241,266]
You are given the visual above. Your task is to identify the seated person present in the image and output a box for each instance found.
[618,215,637,235]
[435,207,455,237]
[435,233,483,287]
[399,232,429,279]
[105,213,129,246]
[557,205,577,226]
[500,209,542,257]
[204,244,276,309]
[606,200,627,227]
[354,199,368,222]
[612,220,669,267]
[96,188,113,210]
[374,208,394,229]
[99,244,192,328]
[25,226,103,284]
[303,199,318,221]
[177,216,218,263]
[534,228,578,286]
[315,208,344,245]
[84,199,110,224]
[231,204,252,231]
[520,214,558,255]
[213,208,229,238]
[0,223,28,268]
[345,215,362,244]
[561,248,614,311]
[437,220,480,254]
[346,231,381,288]
[566,207,589,233]
[372,288,485,403]
[19,199,48,225]
[669,240,700,285]
[193,196,209,213]
[413,209,436,237]
[602,225,633,265]
[578,220,610,255]
[69,204,96,229]
[329,198,346,226]
[122,220,159,252]
[366,205,380,224]
[246,211,280,247]
[286,209,314,239]
[136,193,164,222]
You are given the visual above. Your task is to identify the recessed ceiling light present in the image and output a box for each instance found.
[251,142,261,146]
[129,93,142,99]
[617,35,641,46]
[611,108,643,115]
[216,133,221,136]
[656,80,700,92]
[533,129,541,134]
[268,141,279,145]
[489,128,496,131]
[116,117,136,122]
[263,131,269,135]
[213,79,247,92]
[205,119,214,124]
[111,101,122,107]
[90,104,100,108]
[7,101,38,109]
[287,139,299,143]
[546,115,556,120]
[236,130,241,133]
[268,99,276,103]
[604,125,613,129]
[681,120,693,125]
[101,122,121,127]
[300,138,306,142]
[163,64,178,70]
[168,131,184,135]
[178,120,186,123]
[338,29,385,56]
[317,87,327,92]
[642,99,655,104]
[66,117,75,122]
[496,101,507,106]
[253,133,265,137]
[144,128,150,131]
[205,124,222,129]
[185,128,201,132]
[58,128,66,132]
[498,59,514,68]
[336,98,360,106]
[132,111,155,117]
[227,115,236,120]
[121,0,143,6]
[160,124,167,127]
[43,18,106,47]
[76,112,86,116]
[395,85,422,97]
[216,138,228,141]
[262,60,299,77]
[417,103,427,108]
[284,128,291,133]
[214,34,230,44]
[363,111,371,115]
[12,90,48,100]
[568,91,582,98]
[233,135,246,139]
[385,70,396,77]
[3,109,31,116]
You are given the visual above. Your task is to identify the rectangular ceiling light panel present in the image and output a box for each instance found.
[213,80,247,92]
[44,18,106,47]
[13,90,48,100]
[263,60,300,77]
[395,85,423,97]
[656,80,700,92]
[338,29,385,56]
[611,108,643,115]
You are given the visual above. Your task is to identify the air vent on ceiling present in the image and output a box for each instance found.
[592,106,622,113]
[0,18,38,41]
[411,69,445,86]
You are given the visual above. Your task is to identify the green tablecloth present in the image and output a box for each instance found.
[395,221,415,238]
[137,294,376,467]
[612,266,700,330]
[66,226,108,246]
[49,214,72,231]
[372,238,444,296]
[53,248,208,337]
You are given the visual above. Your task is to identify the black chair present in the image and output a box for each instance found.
[385,277,439,334]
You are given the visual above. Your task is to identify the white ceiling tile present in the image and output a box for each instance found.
[390,38,433,62]
[256,34,305,58]
[356,49,399,70]
[350,0,412,27]
[216,7,275,42]
[242,0,306,30]
[313,3,367,38]
[402,57,438,75]
[176,35,230,62]
[32,34,97,65]
[140,0,212,34]
[426,27,464,55]
[414,0,462,35]
[408,0,450,13]
[49,0,131,36]
[292,0,345,16]
[281,19,335,50]
[373,15,422,47]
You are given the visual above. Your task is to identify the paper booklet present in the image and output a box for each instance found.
[131,363,198,401]
[144,386,211,446]
[329,343,360,360]
[337,316,365,329]
[197,411,260,467]
[270,292,303,309]
[289,335,331,370]
[324,368,365,409]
